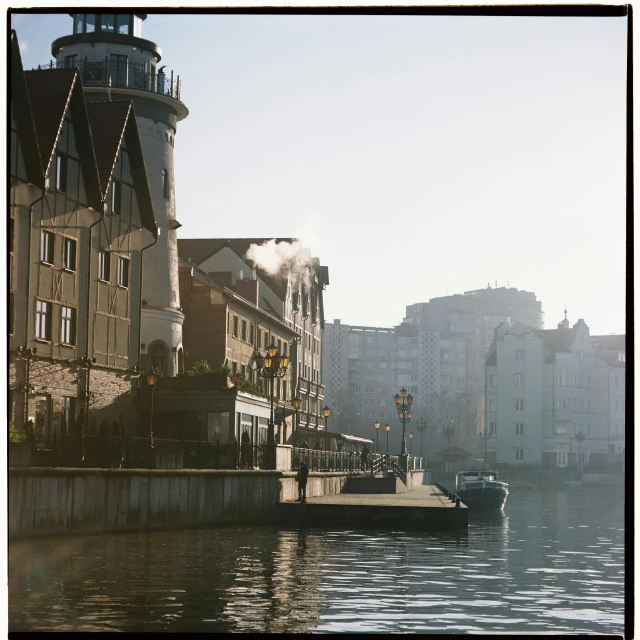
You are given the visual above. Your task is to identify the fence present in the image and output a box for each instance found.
[291,449,424,474]
[27,433,268,471]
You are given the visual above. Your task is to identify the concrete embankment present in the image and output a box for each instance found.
[8,467,351,540]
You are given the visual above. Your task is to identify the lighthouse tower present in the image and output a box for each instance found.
[51,13,187,376]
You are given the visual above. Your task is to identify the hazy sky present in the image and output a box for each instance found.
[11,10,627,335]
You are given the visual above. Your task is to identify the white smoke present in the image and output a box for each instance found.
[245,239,315,288]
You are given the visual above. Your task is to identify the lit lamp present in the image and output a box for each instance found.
[374,419,380,453]
[385,423,391,453]
[254,341,290,469]
[292,396,301,447]
[323,405,331,451]
[146,367,157,467]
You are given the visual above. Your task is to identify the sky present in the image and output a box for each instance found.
[9,9,628,336]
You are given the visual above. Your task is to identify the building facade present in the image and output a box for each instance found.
[9,31,157,437]
[484,315,618,467]
[49,12,188,376]
[178,238,329,442]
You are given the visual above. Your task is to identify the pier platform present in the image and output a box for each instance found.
[274,484,468,530]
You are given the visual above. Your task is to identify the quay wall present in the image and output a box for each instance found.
[8,467,349,540]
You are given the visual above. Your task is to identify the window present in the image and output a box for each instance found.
[515,448,524,461]
[99,251,111,282]
[441,375,450,384]
[515,398,524,411]
[63,237,76,271]
[60,306,76,345]
[85,13,95,32]
[65,54,78,68]
[555,422,568,435]
[56,154,68,192]
[36,300,51,341]
[111,180,121,214]
[117,257,129,288]
[116,14,130,34]
[488,373,497,387]
[74,14,84,33]
[61,397,75,435]
[487,396,496,411]
[249,324,255,345]
[162,169,169,199]
[557,449,567,467]
[109,53,127,87]
[241,320,247,341]
[515,423,524,436]
[558,372,567,386]
[515,373,524,387]
[232,316,238,338]
[515,350,525,362]
[101,13,115,31]
[41,230,54,264]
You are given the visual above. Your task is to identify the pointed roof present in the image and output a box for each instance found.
[85,101,157,237]
[10,30,44,187]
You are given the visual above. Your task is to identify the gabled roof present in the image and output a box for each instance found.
[85,101,157,237]
[178,238,296,299]
[10,30,44,187]
[23,68,103,210]
[591,334,625,350]
[531,327,576,353]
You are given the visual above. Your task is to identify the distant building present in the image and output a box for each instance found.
[322,320,440,449]
[484,314,621,467]
[177,238,329,443]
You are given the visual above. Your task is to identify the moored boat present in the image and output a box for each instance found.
[455,469,509,510]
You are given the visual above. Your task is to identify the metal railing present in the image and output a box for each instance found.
[27,433,267,470]
[37,58,182,101]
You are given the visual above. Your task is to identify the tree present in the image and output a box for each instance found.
[190,359,213,376]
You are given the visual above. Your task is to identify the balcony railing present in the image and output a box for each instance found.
[37,58,182,101]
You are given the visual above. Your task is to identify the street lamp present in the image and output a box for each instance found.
[385,423,391,453]
[292,396,301,447]
[254,343,290,467]
[394,387,414,456]
[416,417,427,459]
[409,432,413,455]
[323,405,331,450]
[146,367,157,467]
[374,419,380,453]
[442,423,454,468]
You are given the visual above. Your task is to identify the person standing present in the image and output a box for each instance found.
[360,445,369,471]
[296,460,309,502]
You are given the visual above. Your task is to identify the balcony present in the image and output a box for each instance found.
[37,58,182,102]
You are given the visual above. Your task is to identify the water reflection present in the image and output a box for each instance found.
[9,487,624,634]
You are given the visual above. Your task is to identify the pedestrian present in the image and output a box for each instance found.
[301,440,309,449]
[360,444,369,471]
[296,460,309,502]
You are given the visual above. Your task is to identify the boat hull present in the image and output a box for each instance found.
[458,487,508,511]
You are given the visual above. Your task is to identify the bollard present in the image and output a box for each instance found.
[456,498,460,508]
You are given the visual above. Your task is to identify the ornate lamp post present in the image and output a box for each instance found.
[374,419,380,453]
[575,430,586,469]
[292,396,301,447]
[385,423,391,453]
[416,417,427,459]
[146,368,157,467]
[393,388,414,456]
[442,422,454,468]
[323,405,331,450]
[254,344,290,468]
[409,432,413,455]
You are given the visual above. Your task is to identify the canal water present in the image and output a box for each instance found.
[9,486,625,634]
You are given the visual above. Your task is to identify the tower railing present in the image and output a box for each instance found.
[36,58,182,101]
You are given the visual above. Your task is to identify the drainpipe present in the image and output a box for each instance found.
[23,183,48,348]
[85,202,107,358]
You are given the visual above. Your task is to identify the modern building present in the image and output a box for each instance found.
[177,238,330,443]
[484,314,616,467]
[48,12,189,376]
[322,320,440,452]
[9,30,157,437]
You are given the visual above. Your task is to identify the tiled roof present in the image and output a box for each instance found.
[85,101,131,198]
[531,327,576,352]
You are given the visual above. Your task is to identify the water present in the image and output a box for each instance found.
[9,486,625,634]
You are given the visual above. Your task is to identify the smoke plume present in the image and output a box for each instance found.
[245,239,315,288]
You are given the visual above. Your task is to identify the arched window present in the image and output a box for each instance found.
[162,169,169,199]
[150,343,168,377]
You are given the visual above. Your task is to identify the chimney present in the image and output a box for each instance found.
[234,278,259,306]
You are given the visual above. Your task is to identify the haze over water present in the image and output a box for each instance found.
[9,486,624,634]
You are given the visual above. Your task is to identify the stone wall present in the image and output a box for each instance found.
[8,468,350,540]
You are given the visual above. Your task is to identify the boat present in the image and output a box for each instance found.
[455,469,509,510]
